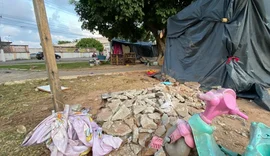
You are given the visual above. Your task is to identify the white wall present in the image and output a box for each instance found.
[0,52,96,61]
[3,53,30,61]
[29,48,42,54]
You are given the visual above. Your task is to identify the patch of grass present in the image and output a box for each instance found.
[0,62,92,70]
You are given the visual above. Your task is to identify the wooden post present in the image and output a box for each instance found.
[32,0,64,111]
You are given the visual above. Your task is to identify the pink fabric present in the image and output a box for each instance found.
[198,89,248,124]
[113,44,122,54]
[22,105,123,156]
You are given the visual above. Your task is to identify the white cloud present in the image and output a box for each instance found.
[0,0,102,48]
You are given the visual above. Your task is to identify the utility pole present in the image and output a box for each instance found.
[32,0,64,111]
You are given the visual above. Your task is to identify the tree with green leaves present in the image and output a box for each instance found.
[70,0,192,61]
[57,40,72,45]
[76,38,104,52]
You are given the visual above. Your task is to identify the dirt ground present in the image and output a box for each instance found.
[0,72,270,156]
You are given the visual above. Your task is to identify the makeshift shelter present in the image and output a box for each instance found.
[163,0,270,110]
[111,39,158,58]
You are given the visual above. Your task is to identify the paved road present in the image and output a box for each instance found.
[0,64,161,84]
[0,58,91,65]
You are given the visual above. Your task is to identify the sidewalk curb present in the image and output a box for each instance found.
[1,69,160,86]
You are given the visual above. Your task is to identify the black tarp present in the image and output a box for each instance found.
[163,0,270,110]
[111,39,158,58]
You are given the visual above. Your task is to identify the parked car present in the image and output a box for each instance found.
[36,52,61,60]
[30,53,37,59]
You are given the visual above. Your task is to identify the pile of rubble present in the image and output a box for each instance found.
[96,82,203,155]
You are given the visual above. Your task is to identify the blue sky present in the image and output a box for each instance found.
[0,0,101,47]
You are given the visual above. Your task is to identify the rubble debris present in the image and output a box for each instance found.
[96,82,202,155]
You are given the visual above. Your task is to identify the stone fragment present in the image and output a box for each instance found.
[154,148,166,156]
[143,107,155,114]
[184,82,201,90]
[148,113,161,120]
[133,105,147,115]
[161,114,169,125]
[108,102,120,114]
[141,115,157,129]
[169,117,178,125]
[173,103,189,118]
[103,121,132,136]
[125,118,134,128]
[158,99,164,105]
[113,94,128,100]
[138,133,151,147]
[167,108,178,117]
[144,98,156,106]
[110,144,135,156]
[123,100,134,108]
[125,92,135,99]
[156,92,165,97]
[130,143,142,155]
[110,99,122,104]
[97,108,113,122]
[155,125,166,137]
[132,126,139,143]
[142,89,148,95]
[175,94,185,103]
[102,121,114,129]
[112,105,131,121]
[17,125,27,134]
[139,128,154,133]
[135,114,142,127]
[144,148,157,155]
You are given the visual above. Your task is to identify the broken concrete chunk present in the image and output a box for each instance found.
[143,106,155,114]
[173,102,189,118]
[124,118,134,128]
[146,93,157,99]
[123,100,134,108]
[158,99,164,105]
[102,121,113,129]
[108,102,120,114]
[130,143,142,155]
[103,121,132,136]
[97,108,113,122]
[138,133,151,147]
[114,95,128,100]
[148,113,161,120]
[175,94,185,103]
[112,105,131,121]
[155,125,166,137]
[139,128,154,133]
[140,115,157,129]
[161,114,169,125]
[125,92,135,99]
[167,108,178,117]
[133,105,147,115]
[132,126,139,143]
[169,117,178,125]
[144,98,156,106]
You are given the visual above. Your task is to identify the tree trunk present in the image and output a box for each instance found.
[155,36,166,65]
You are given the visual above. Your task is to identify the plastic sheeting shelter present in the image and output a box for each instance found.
[111,39,158,58]
[163,0,270,110]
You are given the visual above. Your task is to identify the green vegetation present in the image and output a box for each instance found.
[71,0,193,56]
[57,40,72,44]
[0,62,91,70]
[76,38,104,52]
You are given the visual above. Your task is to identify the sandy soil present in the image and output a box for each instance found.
[0,72,269,155]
